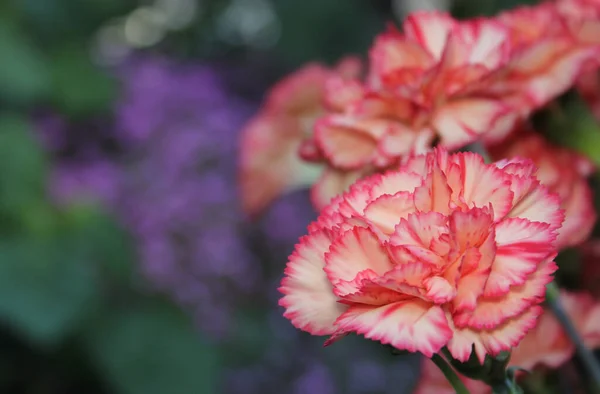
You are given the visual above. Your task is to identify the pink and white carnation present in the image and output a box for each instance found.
[489,132,596,248]
[239,57,361,217]
[279,148,564,361]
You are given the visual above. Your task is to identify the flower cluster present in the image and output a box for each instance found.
[489,132,596,248]
[255,0,600,390]
[239,58,362,216]
[241,3,600,215]
[280,148,563,361]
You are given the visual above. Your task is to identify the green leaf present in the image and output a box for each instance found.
[0,235,100,346]
[64,203,135,284]
[540,94,600,166]
[48,45,117,115]
[0,17,50,104]
[15,0,137,43]
[221,307,270,366]
[0,113,48,216]
[272,0,383,66]
[83,298,219,394]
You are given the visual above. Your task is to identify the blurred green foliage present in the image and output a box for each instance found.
[84,298,218,394]
[271,0,383,66]
[0,1,224,392]
[0,111,219,393]
[0,0,128,115]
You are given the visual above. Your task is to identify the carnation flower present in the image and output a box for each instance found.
[555,0,600,43]
[317,7,600,162]
[366,13,515,146]
[309,12,517,179]
[510,290,600,371]
[493,3,600,122]
[239,58,361,217]
[489,132,596,248]
[240,8,600,216]
[279,148,563,362]
[555,0,600,121]
[490,0,600,141]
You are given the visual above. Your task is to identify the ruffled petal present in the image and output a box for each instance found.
[424,276,456,304]
[333,300,452,357]
[311,167,364,211]
[557,177,596,248]
[363,191,417,234]
[323,76,365,111]
[377,261,434,291]
[337,274,409,306]
[452,231,496,312]
[506,38,598,108]
[368,26,433,86]
[484,218,557,296]
[413,158,453,215]
[325,227,393,286]
[403,11,455,59]
[368,169,424,198]
[508,307,569,370]
[433,99,511,150]
[450,152,514,220]
[455,258,556,328]
[240,115,322,217]
[389,212,450,266]
[314,115,380,169]
[279,230,346,335]
[447,306,543,363]
[449,207,494,251]
[493,157,538,178]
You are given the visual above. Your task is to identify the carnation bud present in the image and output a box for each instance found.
[448,348,514,386]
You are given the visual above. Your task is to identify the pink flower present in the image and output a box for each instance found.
[489,132,596,248]
[493,4,600,117]
[364,12,514,148]
[239,57,361,217]
[556,0,600,44]
[306,12,521,207]
[279,148,563,361]
[310,79,427,210]
[510,290,600,370]
[312,7,600,177]
[555,0,600,121]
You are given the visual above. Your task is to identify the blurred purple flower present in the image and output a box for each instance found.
[293,363,337,394]
[40,55,260,339]
[348,360,387,393]
[49,159,122,206]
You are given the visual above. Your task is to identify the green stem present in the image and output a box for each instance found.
[546,281,600,393]
[431,353,471,394]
